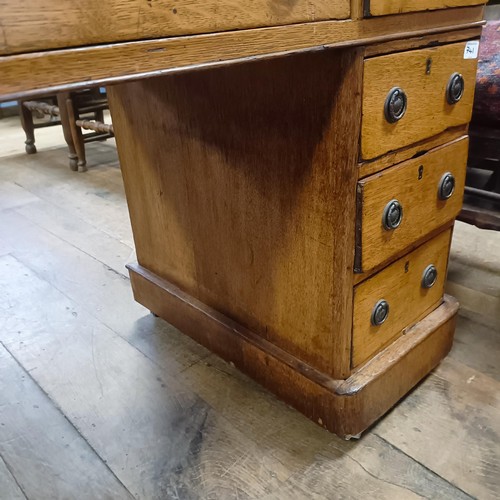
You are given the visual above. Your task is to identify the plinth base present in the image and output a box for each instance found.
[128,262,458,438]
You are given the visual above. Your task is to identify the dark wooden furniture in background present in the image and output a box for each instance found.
[458,20,500,230]
[0,0,487,437]
[19,89,114,172]
[19,95,59,154]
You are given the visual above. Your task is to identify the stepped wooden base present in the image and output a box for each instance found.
[128,263,459,438]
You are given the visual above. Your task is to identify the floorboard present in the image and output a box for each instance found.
[374,357,500,499]
[0,209,208,377]
[452,314,500,382]
[182,355,474,500]
[0,454,26,500]
[267,434,474,500]
[0,255,293,499]
[0,145,132,247]
[0,180,38,211]
[0,342,132,500]
[447,221,500,329]
[15,198,135,275]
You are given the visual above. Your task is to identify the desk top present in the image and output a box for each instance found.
[0,0,485,100]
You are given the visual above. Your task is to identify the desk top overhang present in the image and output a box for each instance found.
[0,1,485,100]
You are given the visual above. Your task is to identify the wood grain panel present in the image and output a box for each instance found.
[367,0,484,17]
[0,0,350,55]
[356,137,467,272]
[0,7,485,100]
[109,49,363,379]
[361,41,478,160]
[352,229,452,367]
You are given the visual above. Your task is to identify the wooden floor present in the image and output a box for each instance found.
[0,115,498,500]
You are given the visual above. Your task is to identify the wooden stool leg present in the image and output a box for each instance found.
[19,101,37,154]
[66,96,87,172]
[56,92,78,171]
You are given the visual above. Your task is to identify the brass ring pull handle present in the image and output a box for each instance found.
[382,199,403,230]
[446,73,464,104]
[384,87,407,123]
[438,172,456,200]
[422,265,438,289]
[371,300,390,327]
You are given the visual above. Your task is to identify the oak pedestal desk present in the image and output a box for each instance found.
[0,0,486,438]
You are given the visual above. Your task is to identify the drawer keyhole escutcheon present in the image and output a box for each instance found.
[382,199,403,230]
[422,265,438,289]
[438,172,456,200]
[384,87,407,123]
[426,58,432,75]
[446,73,465,105]
[418,165,424,180]
[371,300,390,327]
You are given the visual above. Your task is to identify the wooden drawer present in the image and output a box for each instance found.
[0,0,350,55]
[365,0,484,17]
[355,137,467,273]
[352,228,452,367]
[361,41,478,160]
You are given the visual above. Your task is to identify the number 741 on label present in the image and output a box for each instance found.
[464,40,479,59]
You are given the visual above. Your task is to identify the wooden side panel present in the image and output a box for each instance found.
[367,0,484,17]
[0,0,350,55]
[352,229,452,367]
[357,138,467,272]
[108,49,363,379]
[361,41,478,160]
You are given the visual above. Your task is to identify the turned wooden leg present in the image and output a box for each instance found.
[19,101,37,154]
[65,95,87,172]
[56,92,78,171]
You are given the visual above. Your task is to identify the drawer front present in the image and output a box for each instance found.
[361,41,478,160]
[356,137,467,273]
[365,0,484,17]
[352,228,452,367]
[0,0,350,55]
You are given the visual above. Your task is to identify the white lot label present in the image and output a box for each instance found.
[464,41,479,59]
